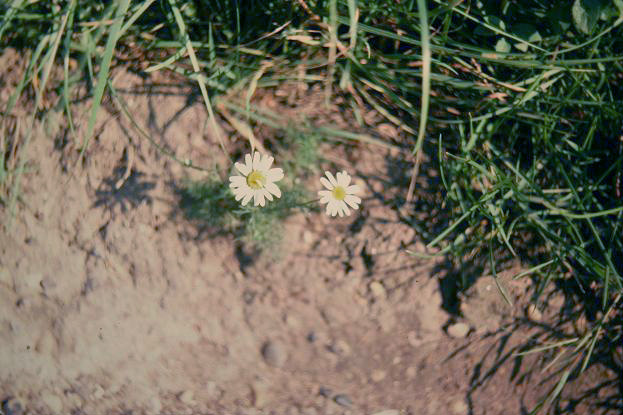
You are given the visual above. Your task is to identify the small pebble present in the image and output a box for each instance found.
[285,314,301,328]
[147,396,162,414]
[41,392,63,414]
[92,384,105,400]
[447,322,470,339]
[450,398,469,415]
[205,381,219,399]
[251,380,269,408]
[372,410,400,415]
[333,394,353,407]
[526,304,542,321]
[36,330,56,355]
[303,230,314,244]
[371,369,387,382]
[2,397,24,415]
[406,366,417,379]
[261,340,287,368]
[369,281,386,298]
[318,387,332,398]
[407,331,421,347]
[178,390,194,405]
[329,339,351,356]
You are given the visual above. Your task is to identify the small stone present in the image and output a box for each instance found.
[450,398,469,415]
[330,339,351,356]
[447,322,470,339]
[13,272,43,296]
[147,396,162,414]
[407,331,421,347]
[205,381,219,399]
[371,369,387,382]
[372,410,400,415]
[285,314,301,328]
[406,366,417,379]
[414,240,426,253]
[0,267,12,286]
[36,330,56,355]
[318,387,332,397]
[261,340,287,368]
[2,397,24,415]
[377,123,398,139]
[179,390,195,405]
[41,392,63,414]
[526,304,542,321]
[303,231,314,244]
[64,391,82,408]
[40,276,57,295]
[369,281,386,298]
[251,380,269,408]
[333,394,353,407]
[92,384,105,400]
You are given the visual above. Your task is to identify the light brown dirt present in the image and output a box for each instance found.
[0,57,618,415]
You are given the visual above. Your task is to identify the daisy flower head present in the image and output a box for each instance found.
[318,171,362,217]
[229,152,284,207]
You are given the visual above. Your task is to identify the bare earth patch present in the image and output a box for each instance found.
[0,62,618,415]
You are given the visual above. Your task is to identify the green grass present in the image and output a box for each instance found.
[2,0,623,411]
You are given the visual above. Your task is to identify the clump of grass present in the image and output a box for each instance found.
[178,160,315,257]
[279,125,323,177]
[178,173,241,232]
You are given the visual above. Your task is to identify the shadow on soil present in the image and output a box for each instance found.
[357,137,623,414]
[94,149,156,212]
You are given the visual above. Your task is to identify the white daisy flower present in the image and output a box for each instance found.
[318,170,362,217]
[229,152,284,207]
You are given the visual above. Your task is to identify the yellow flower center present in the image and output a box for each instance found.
[332,186,346,201]
[246,170,266,190]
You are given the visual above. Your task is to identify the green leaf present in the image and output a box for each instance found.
[495,38,511,53]
[614,0,623,17]
[512,23,542,52]
[572,0,604,33]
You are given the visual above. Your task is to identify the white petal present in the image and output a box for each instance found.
[344,194,361,209]
[265,182,281,198]
[318,190,332,203]
[320,177,333,190]
[233,188,244,201]
[336,171,351,187]
[260,154,274,171]
[235,162,251,176]
[325,171,338,187]
[245,153,253,169]
[252,152,261,170]
[233,185,250,200]
[263,189,274,201]
[254,190,265,207]
[241,192,253,206]
[267,167,284,182]
[341,202,351,216]
[346,184,360,194]
[229,175,246,187]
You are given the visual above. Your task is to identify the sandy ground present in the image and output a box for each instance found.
[0,52,619,415]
